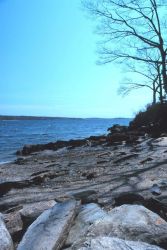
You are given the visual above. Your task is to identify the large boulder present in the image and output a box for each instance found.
[19,200,56,226]
[107,124,128,134]
[66,203,107,246]
[88,205,167,248]
[17,200,77,250]
[76,237,164,250]
[113,192,167,222]
[0,213,14,250]
[3,211,23,238]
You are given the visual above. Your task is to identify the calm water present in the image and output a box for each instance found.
[0,118,131,163]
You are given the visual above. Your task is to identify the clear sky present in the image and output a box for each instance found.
[0,0,152,118]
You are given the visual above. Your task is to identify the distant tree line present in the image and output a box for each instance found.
[0,115,75,120]
[82,0,167,104]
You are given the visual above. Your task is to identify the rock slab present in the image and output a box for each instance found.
[77,237,164,250]
[88,205,167,247]
[19,200,56,225]
[3,211,23,236]
[17,200,77,250]
[0,213,14,250]
[66,203,107,246]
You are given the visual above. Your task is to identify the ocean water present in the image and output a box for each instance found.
[0,118,131,163]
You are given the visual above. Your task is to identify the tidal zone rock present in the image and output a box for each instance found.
[0,213,14,250]
[17,200,77,250]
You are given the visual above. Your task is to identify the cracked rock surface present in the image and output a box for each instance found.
[17,200,77,250]
[74,237,164,250]
[1,136,167,249]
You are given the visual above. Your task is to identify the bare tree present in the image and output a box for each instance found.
[118,60,165,104]
[82,0,167,95]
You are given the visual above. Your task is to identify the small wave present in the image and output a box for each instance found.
[0,160,13,165]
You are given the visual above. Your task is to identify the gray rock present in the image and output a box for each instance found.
[76,237,164,250]
[66,203,107,246]
[3,211,23,236]
[17,200,77,250]
[150,184,161,196]
[19,200,56,225]
[0,213,14,250]
[88,205,167,247]
[69,190,97,204]
[151,137,167,147]
[113,192,145,206]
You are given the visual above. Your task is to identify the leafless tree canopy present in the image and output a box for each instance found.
[82,0,167,102]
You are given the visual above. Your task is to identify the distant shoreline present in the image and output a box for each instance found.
[0,115,131,121]
[0,115,83,120]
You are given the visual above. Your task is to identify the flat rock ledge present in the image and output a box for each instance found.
[2,133,167,249]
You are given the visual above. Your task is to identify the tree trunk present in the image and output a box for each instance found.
[153,81,156,105]
[159,74,164,104]
[160,51,167,94]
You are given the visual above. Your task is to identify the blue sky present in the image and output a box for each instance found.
[0,0,152,118]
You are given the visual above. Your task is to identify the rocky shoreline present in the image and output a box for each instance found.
[1,125,167,249]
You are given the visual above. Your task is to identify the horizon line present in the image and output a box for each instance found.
[0,114,133,120]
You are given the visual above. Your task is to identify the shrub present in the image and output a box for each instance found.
[129,103,167,136]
